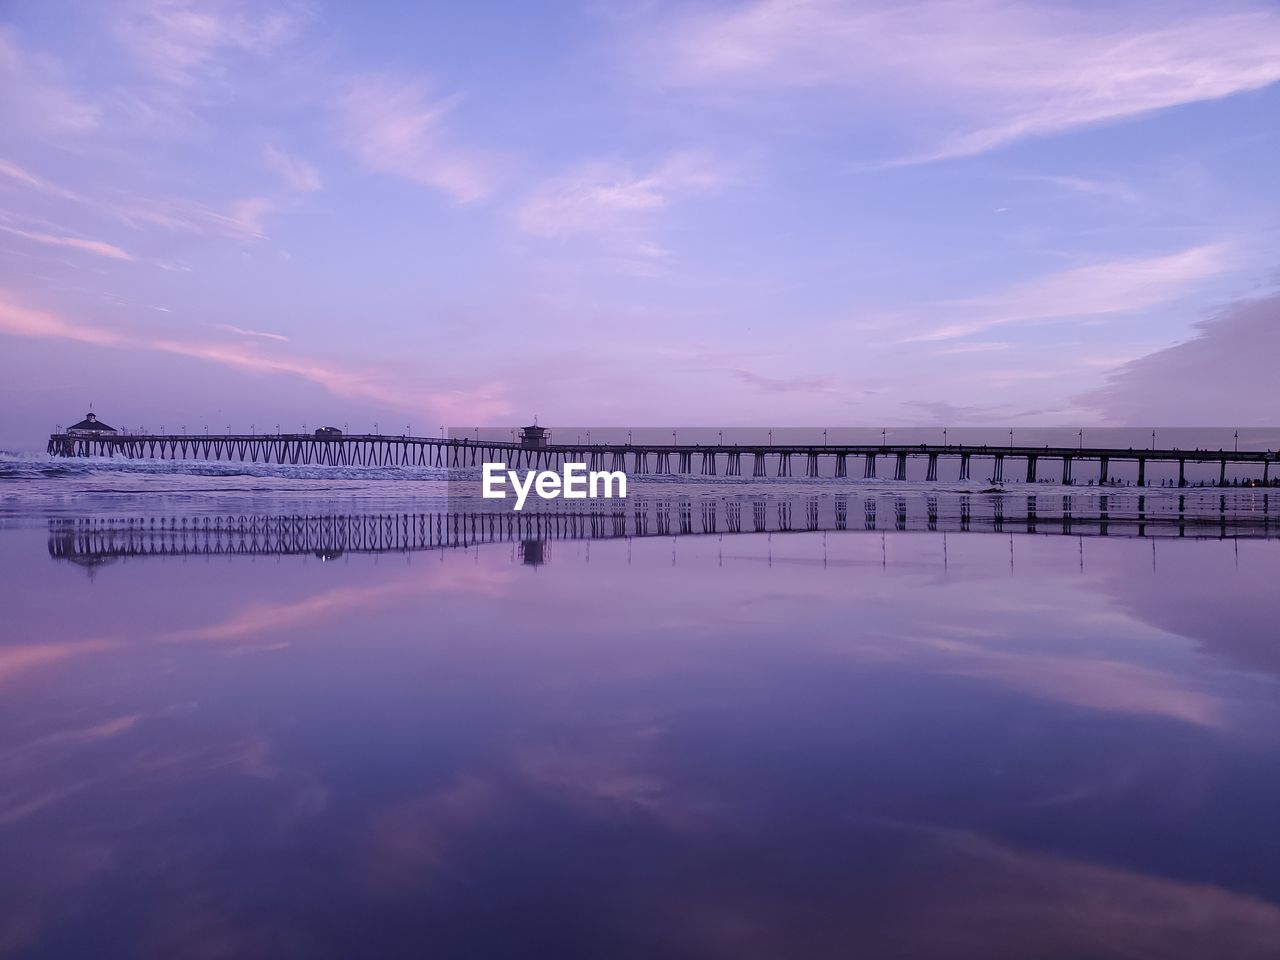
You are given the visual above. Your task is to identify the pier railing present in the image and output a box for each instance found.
[47,431,1279,487]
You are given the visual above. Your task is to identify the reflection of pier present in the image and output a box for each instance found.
[47,492,1276,565]
[45,430,1279,487]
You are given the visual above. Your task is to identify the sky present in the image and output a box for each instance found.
[1,0,1279,448]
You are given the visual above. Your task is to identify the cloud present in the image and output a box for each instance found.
[218,323,289,342]
[336,75,495,202]
[112,0,298,89]
[649,0,1280,161]
[0,158,278,243]
[0,225,133,261]
[0,27,100,136]
[0,289,513,420]
[908,244,1230,341]
[0,159,83,201]
[1024,173,1141,204]
[1076,289,1280,425]
[728,367,839,394]
[112,194,275,241]
[517,151,723,240]
[263,144,321,192]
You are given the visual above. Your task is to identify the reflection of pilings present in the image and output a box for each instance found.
[45,493,1276,565]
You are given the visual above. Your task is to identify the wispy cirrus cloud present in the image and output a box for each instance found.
[0,159,83,201]
[1,156,278,243]
[263,144,321,193]
[648,0,1280,161]
[111,0,300,89]
[517,151,723,241]
[0,225,133,261]
[336,75,496,203]
[0,27,100,136]
[218,323,288,342]
[0,290,513,421]
[907,243,1230,342]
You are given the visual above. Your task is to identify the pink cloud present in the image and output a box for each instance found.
[0,290,513,421]
[336,75,496,203]
[650,0,1280,161]
[263,144,321,192]
[0,225,133,261]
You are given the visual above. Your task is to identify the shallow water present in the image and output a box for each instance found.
[2,464,1280,958]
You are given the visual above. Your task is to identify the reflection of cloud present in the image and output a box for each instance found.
[698,822,1280,959]
[932,637,1220,727]
[816,604,1222,727]
[0,714,140,825]
[167,580,413,646]
[0,640,115,686]
[362,777,498,891]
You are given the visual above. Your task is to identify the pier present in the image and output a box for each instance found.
[46,429,1279,487]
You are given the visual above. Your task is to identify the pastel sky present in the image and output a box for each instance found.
[2,0,1279,448]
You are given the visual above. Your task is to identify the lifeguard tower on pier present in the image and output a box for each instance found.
[520,424,549,448]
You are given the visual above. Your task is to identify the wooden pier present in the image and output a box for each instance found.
[47,430,1278,487]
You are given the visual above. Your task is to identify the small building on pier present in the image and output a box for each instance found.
[67,412,117,437]
[520,424,549,448]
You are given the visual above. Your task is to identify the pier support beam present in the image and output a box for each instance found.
[1178,460,1185,487]
[959,453,970,481]
[1137,458,1146,487]
[864,453,876,479]
[993,454,1004,483]
[753,453,766,477]
[926,453,938,482]
[1061,456,1072,485]
[1220,459,1227,487]
[1026,455,1037,483]
[894,453,907,481]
